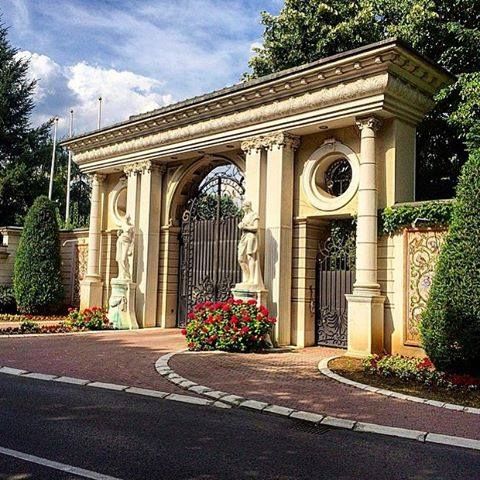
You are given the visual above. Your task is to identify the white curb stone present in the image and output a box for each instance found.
[425,433,480,450]
[220,394,245,406]
[355,422,427,441]
[289,411,324,424]
[54,376,90,386]
[126,387,169,399]
[442,403,466,412]
[425,399,445,408]
[239,399,269,411]
[263,405,295,417]
[213,401,232,409]
[321,416,356,430]
[178,380,197,388]
[464,407,480,415]
[87,382,128,391]
[188,385,212,395]
[165,394,211,406]
[23,373,58,381]
[0,367,28,375]
[202,390,229,400]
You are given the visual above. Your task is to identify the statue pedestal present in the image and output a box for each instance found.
[108,278,138,330]
[232,283,268,306]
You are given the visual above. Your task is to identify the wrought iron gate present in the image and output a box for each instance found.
[177,166,245,327]
[315,230,356,348]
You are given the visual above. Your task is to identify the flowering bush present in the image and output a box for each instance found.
[66,307,111,330]
[363,354,480,391]
[0,307,112,335]
[182,298,276,352]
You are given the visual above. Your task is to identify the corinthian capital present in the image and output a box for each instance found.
[356,116,382,132]
[241,137,264,154]
[91,173,107,184]
[262,131,301,151]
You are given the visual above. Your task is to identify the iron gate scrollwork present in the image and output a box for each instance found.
[315,227,356,348]
[177,165,245,327]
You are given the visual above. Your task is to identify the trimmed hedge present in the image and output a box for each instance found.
[420,148,480,374]
[13,196,64,314]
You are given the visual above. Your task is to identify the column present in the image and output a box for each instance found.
[241,139,267,270]
[346,116,385,356]
[80,173,106,309]
[263,132,300,345]
[136,161,165,327]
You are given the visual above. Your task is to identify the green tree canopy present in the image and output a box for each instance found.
[0,19,89,227]
[246,0,480,199]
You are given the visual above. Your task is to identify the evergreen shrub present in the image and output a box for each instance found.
[420,149,480,374]
[13,196,64,314]
[0,285,16,313]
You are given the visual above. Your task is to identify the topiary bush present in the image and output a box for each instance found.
[13,196,64,314]
[0,285,16,313]
[420,148,480,374]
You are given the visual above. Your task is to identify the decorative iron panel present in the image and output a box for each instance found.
[177,165,244,327]
[315,232,355,348]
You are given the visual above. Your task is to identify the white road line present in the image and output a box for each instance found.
[0,446,124,480]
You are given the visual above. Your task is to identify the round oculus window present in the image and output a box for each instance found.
[324,158,352,197]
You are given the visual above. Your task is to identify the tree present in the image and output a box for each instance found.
[420,148,480,374]
[246,0,480,199]
[0,19,90,226]
[13,196,64,314]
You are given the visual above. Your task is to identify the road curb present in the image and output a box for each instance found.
[317,356,480,415]
[0,363,229,410]
[157,350,480,452]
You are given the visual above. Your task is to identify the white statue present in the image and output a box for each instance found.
[237,201,264,288]
[116,214,134,281]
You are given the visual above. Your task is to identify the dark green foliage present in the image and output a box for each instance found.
[420,148,480,374]
[246,0,480,200]
[0,285,16,313]
[13,196,64,314]
[380,201,453,234]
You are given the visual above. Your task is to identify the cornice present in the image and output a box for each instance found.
[75,74,390,164]
[65,41,452,160]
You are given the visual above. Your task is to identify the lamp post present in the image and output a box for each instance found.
[65,109,74,224]
[48,117,59,200]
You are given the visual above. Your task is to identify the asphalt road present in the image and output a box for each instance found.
[0,375,479,480]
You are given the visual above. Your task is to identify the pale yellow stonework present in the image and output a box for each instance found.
[61,39,451,355]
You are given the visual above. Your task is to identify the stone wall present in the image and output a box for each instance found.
[0,226,89,307]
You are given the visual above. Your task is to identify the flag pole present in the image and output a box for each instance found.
[65,109,74,224]
[48,117,59,200]
[97,96,102,129]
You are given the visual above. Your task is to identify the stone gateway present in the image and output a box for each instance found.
[61,39,453,357]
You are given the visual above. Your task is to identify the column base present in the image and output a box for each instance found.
[346,291,385,357]
[232,284,268,306]
[80,277,103,310]
[108,279,139,330]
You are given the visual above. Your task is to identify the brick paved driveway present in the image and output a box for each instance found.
[170,348,480,440]
[0,329,185,393]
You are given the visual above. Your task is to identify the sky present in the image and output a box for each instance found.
[1,0,282,137]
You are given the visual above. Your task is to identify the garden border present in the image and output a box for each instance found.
[317,356,480,415]
[156,350,480,451]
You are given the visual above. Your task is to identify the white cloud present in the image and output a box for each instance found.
[17,50,173,135]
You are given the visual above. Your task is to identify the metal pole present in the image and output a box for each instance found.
[97,96,102,129]
[65,109,74,223]
[48,117,59,200]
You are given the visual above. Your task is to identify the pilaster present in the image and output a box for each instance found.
[263,132,300,345]
[136,161,165,327]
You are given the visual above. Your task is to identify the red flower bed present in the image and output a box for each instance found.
[182,298,276,352]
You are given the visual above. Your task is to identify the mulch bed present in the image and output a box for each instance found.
[329,356,480,409]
